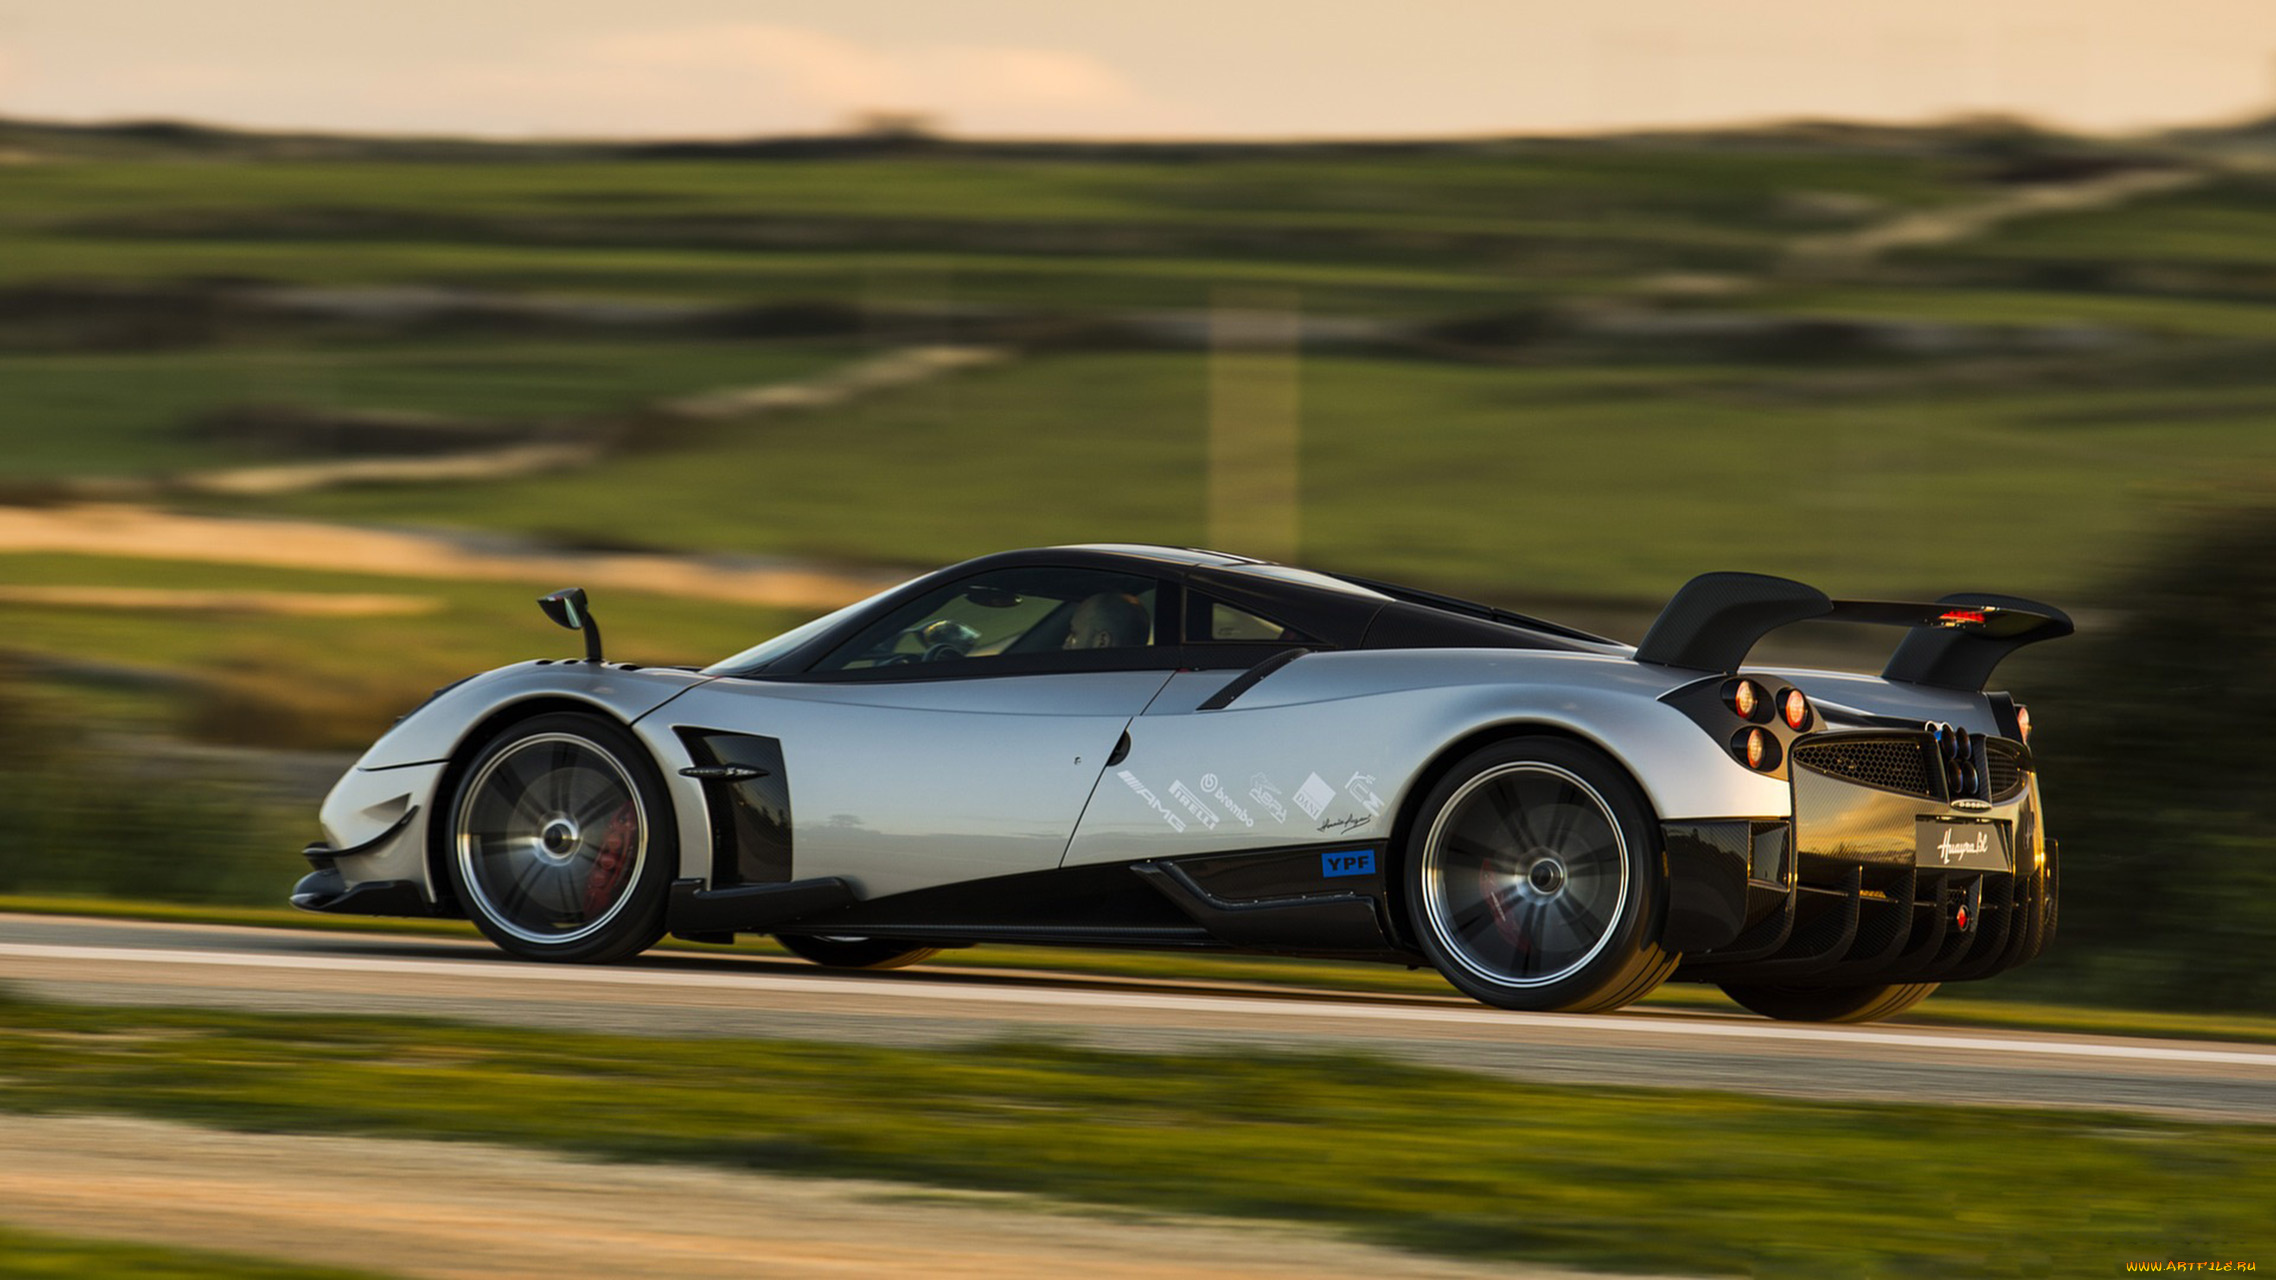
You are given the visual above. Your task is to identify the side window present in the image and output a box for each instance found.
[1188,593,1308,643]
[813,568,1160,672]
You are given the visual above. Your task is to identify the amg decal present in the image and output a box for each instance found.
[1118,769,1186,833]
[1198,773,1256,828]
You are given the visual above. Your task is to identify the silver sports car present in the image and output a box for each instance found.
[293,545,2070,1022]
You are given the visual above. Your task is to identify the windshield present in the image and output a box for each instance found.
[703,577,922,673]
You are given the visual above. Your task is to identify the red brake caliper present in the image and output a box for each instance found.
[581,803,638,917]
[1478,862,1530,952]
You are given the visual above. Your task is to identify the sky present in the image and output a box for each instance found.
[3,0,2275,140]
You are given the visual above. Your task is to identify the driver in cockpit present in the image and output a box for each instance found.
[1063,592,1150,650]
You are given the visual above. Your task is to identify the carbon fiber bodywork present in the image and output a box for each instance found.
[1668,737,2055,988]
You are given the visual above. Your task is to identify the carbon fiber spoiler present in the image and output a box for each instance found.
[1634,571,2073,690]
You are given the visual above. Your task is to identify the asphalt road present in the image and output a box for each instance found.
[6,913,2274,1124]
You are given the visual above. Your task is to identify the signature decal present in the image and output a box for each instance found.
[1937,828,1993,864]
[1318,813,1371,834]
[1117,769,1186,833]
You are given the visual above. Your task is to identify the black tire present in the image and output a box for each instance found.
[775,935,942,970]
[1719,981,1939,1024]
[1404,737,1677,1013]
[442,712,675,964]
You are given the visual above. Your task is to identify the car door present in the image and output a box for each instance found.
[1063,591,1400,868]
[659,565,1176,900]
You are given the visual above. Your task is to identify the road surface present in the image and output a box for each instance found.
[6,913,2274,1124]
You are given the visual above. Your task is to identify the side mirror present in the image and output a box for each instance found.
[538,587,605,663]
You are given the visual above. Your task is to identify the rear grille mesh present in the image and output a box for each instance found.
[1793,736,1935,798]
[1985,742,2029,801]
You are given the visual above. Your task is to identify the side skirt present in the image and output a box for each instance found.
[688,846,1410,960]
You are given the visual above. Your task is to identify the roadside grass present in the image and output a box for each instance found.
[13,894,2276,1047]
[0,1225,394,1280]
[0,338,856,480]
[259,348,2276,603]
[0,990,2264,1278]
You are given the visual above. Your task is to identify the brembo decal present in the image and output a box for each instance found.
[1292,772,1335,821]
[1168,780,1222,830]
[1118,770,1186,833]
[1321,849,1376,877]
[1344,773,1386,818]
[1198,773,1256,828]
[1247,773,1290,824]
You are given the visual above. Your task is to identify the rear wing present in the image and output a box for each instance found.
[1634,571,2073,691]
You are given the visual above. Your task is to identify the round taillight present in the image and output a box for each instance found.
[1729,680,1764,721]
[2016,704,2032,743]
[1729,728,1784,765]
[1781,688,1810,731]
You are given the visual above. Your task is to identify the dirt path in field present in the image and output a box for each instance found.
[0,1112,1655,1280]
[172,345,1007,498]
[1786,165,2208,271]
[0,583,442,616]
[0,502,904,610]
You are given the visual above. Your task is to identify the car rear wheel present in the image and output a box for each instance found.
[1406,738,1676,1013]
[444,712,674,964]
[1718,981,1939,1023]
[774,935,942,970]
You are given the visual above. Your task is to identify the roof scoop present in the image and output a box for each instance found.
[538,587,605,664]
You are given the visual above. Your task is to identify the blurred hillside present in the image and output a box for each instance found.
[1,113,2271,1005]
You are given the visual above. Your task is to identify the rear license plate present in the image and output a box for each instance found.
[1916,819,2010,871]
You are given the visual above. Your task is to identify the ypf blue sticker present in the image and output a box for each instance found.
[1321,849,1376,878]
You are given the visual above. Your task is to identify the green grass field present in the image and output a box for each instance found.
[248,347,2276,603]
[0,145,1982,303]
[0,989,2265,1278]
[4,122,2271,605]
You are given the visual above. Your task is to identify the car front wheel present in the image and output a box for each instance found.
[444,712,674,964]
[1405,738,1677,1013]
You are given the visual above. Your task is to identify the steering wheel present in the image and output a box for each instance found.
[921,644,967,663]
